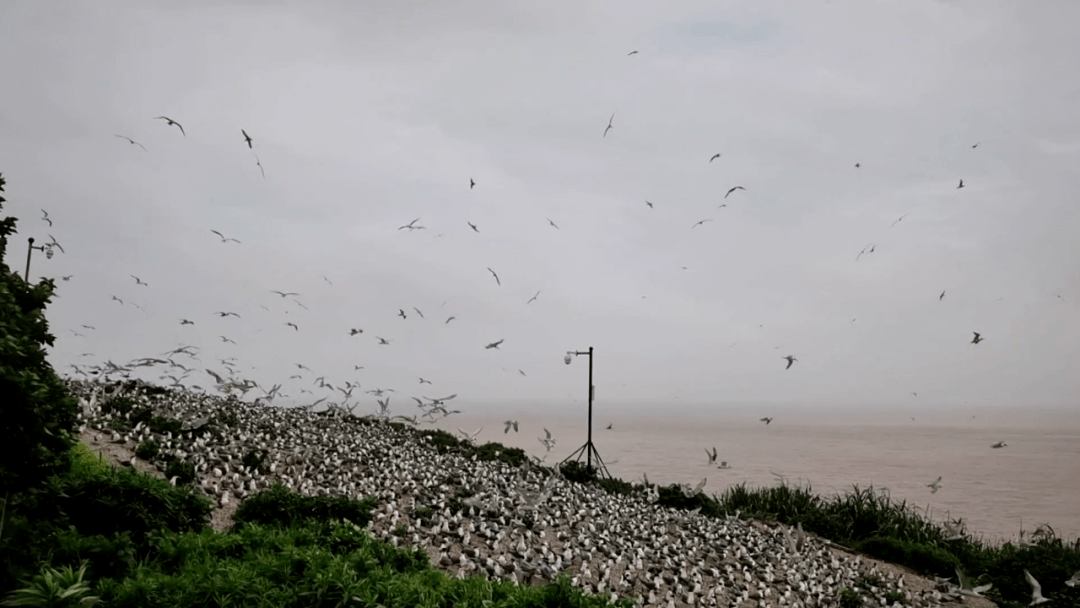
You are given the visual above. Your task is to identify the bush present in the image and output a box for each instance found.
[0,172,80,500]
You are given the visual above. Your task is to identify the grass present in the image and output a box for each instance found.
[6,386,1078,607]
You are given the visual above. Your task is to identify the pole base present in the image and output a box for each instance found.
[559,441,612,481]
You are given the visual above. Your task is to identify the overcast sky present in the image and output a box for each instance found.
[2,0,1078,417]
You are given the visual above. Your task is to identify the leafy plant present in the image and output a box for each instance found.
[0,559,101,607]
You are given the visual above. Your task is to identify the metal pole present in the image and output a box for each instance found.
[25,238,35,282]
[587,346,594,472]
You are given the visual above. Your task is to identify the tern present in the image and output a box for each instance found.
[485,339,504,349]
[240,129,254,148]
[219,336,236,344]
[709,154,721,162]
[46,235,64,253]
[321,275,333,285]
[130,275,148,286]
[348,328,362,336]
[855,162,860,168]
[527,290,541,304]
[445,316,456,324]
[110,296,123,305]
[154,116,185,136]
[539,428,556,451]
[271,291,300,297]
[354,365,365,371]
[1024,569,1050,605]
[115,135,147,151]
[856,244,876,261]
[944,520,966,541]
[398,218,422,231]
[215,311,240,318]
[991,441,1007,449]
[682,478,707,498]
[458,426,482,442]
[412,307,424,319]
[487,268,501,286]
[285,322,298,331]
[954,567,992,598]
[603,113,615,138]
[940,290,946,301]
[972,332,984,344]
[518,369,526,376]
[546,218,559,229]
[760,417,775,426]
[783,355,797,370]
[705,447,717,464]
[1065,570,1080,587]
[376,337,391,345]
[645,201,653,208]
[69,330,84,338]
[467,222,479,232]
[80,325,95,331]
[890,214,908,227]
[254,155,264,177]
[504,420,519,433]
[724,186,745,199]
[419,377,432,385]
[927,476,942,493]
[61,275,72,281]
[210,230,240,244]
[398,309,407,319]
[957,179,965,189]
[691,219,713,228]
[606,423,613,430]
[41,210,52,227]
[627,50,638,56]
[718,461,731,469]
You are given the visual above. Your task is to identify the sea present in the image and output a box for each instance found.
[373,406,1080,545]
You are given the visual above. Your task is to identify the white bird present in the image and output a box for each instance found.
[538,428,556,451]
[130,275,148,286]
[1024,570,1050,605]
[398,218,423,231]
[115,134,147,151]
[211,230,240,244]
[927,476,943,493]
[458,426,482,442]
[41,209,52,227]
[546,217,559,229]
[705,447,717,464]
[376,337,391,345]
[487,268,501,286]
[955,567,992,597]
[1065,569,1080,587]
[682,478,707,498]
[717,461,731,469]
[943,519,966,541]
[724,186,745,199]
[154,116,185,135]
[603,113,615,138]
[527,290,541,304]
[504,420,519,434]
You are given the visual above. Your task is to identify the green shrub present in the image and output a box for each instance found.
[231,483,376,533]
[0,173,81,498]
[135,439,161,461]
[69,443,112,478]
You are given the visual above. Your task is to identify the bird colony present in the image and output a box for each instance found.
[71,378,982,608]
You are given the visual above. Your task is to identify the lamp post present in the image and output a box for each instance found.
[561,347,611,480]
[24,237,49,282]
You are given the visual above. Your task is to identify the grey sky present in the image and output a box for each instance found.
[2,0,1078,415]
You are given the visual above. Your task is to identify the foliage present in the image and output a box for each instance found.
[230,483,376,533]
[0,172,80,498]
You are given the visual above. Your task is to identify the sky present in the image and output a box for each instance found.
[1,0,1079,418]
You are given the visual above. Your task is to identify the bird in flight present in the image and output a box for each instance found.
[971,332,984,344]
[971,142,980,149]
[445,316,456,324]
[691,219,713,229]
[890,214,908,227]
[255,155,265,178]
[242,129,253,149]
[60,275,72,281]
[1024,569,1050,605]
[419,377,432,385]
[603,113,615,138]
[854,162,860,168]
[46,235,64,253]
[115,135,147,151]
[271,291,300,298]
[487,268,501,286]
[467,222,479,233]
[180,319,194,325]
[215,311,240,318]
[40,209,52,227]
[349,328,363,336]
[783,355,797,370]
[855,244,876,261]
[724,186,745,199]
[957,179,965,189]
[527,290,541,304]
[939,290,946,301]
[321,275,333,286]
[627,50,638,56]
[518,369,526,376]
[927,476,942,493]
[760,417,773,425]
[398,309,407,320]
[354,365,365,371]
[546,218,559,229]
[413,307,424,319]
[470,178,476,190]
[991,441,1007,449]
[645,201,653,208]
[376,336,391,345]
[211,230,240,244]
[606,423,613,430]
[705,447,717,464]
[283,322,297,331]
[219,336,236,344]
[69,329,84,338]
[154,116,185,135]
[709,153,721,163]
[485,339,504,349]
[398,218,423,231]
[110,295,123,305]
[81,325,95,331]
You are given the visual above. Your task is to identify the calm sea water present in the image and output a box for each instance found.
[406,408,1080,544]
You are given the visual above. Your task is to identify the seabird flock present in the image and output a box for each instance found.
[17,30,1072,608]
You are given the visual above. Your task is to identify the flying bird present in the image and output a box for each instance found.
[445,316,456,324]
[110,296,123,305]
[855,244,876,261]
[130,275,148,286]
[254,155,264,178]
[485,339,504,350]
[627,50,638,56]
[470,178,476,190]
[971,142,980,149]
[709,154,721,163]
[955,567,992,598]
[467,222,479,232]
[419,377,432,385]
[939,290,946,301]
[546,218,559,229]
[527,290,541,304]
[412,307,424,319]
[724,186,745,199]
[603,113,615,138]
[760,417,773,425]
[398,309,407,319]
[219,336,236,344]
[783,355,797,369]
[242,129,253,148]
[285,322,298,331]
[271,291,300,298]
[504,420,519,433]
[321,275,333,286]
[115,135,147,151]
[398,218,423,231]
[927,476,942,493]
[376,337,391,345]
[487,268,501,286]
[691,219,713,229]
[705,447,717,464]
[154,116,185,135]
[645,201,653,208]
[1024,569,1050,605]
[211,230,240,244]
[60,275,72,281]
[180,319,194,325]
[518,369,526,376]
[46,235,64,253]
[80,325,95,331]
[215,311,240,318]
[348,328,363,336]
[991,441,1007,449]
[69,329,84,338]
[890,214,908,227]
[606,423,613,430]
[854,162,860,168]
[957,179,965,189]
[971,332,984,344]
[1065,569,1080,587]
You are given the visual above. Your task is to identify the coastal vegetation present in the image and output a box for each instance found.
[1,172,1078,607]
